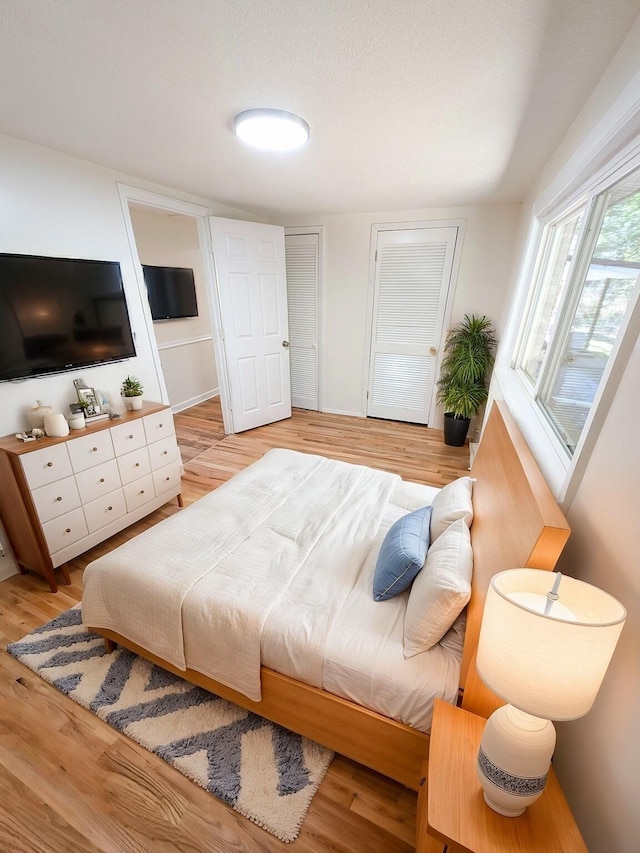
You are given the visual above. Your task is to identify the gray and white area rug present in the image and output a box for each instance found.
[7,608,334,843]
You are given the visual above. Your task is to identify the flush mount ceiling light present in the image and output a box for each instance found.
[233,108,310,151]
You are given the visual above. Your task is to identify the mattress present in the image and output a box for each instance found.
[259,479,463,732]
[83,451,464,733]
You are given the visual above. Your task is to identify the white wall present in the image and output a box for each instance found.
[129,207,219,409]
[555,333,640,853]
[493,15,640,852]
[279,204,521,423]
[0,133,252,436]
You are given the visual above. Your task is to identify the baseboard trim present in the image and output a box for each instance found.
[0,564,18,582]
[171,390,219,414]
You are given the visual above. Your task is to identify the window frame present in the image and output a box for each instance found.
[496,134,640,508]
[513,201,588,396]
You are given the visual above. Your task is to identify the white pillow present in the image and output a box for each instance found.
[430,476,474,541]
[403,518,473,657]
[439,611,467,659]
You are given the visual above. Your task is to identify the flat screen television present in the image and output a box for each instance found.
[0,252,136,382]
[143,265,198,320]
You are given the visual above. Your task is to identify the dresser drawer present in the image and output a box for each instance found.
[42,507,89,554]
[148,435,179,471]
[111,420,146,457]
[75,459,121,504]
[117,447,151,485]
[123,474,155,512]
[153,461,181,495]
[143,409,176,444]
[20,443,72,489]
[31,476,81,524]
[67,430,115,474]
[83,489,127,533]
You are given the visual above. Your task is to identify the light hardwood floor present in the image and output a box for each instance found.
[0,399,469,853]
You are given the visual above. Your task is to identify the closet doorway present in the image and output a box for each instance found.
[366,222,464,425]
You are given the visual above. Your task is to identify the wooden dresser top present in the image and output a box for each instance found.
[0,401,168,456]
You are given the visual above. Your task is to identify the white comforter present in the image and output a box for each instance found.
[82,449,400,701]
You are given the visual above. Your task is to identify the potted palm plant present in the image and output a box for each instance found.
[121,375,144,410]
[436,314,497,446]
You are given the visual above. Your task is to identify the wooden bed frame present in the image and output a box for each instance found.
[89,400,570,791]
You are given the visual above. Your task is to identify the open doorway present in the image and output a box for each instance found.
[127,203,219,411]
[118,185,231,433]
[120,186,295,436]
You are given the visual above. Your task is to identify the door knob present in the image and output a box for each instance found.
[282,340,290,348]
[430,347,438,355]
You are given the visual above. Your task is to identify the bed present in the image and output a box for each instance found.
[82,401,570,791]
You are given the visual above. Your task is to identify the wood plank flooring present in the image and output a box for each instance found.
[0,399,469,853]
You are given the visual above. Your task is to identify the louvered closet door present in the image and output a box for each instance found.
[285,233,319,409]
[367,227,458,424]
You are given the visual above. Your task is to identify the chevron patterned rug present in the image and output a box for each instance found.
[8,607,334,843]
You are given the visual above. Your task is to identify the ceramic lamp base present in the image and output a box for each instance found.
[477,704,556,817]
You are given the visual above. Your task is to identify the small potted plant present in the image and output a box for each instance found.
[121,375,144,410]
[436,314,497,446]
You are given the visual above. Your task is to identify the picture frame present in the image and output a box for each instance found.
[77,387,102,418]
[95,388,114,411]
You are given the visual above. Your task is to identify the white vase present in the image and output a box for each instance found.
[27,400,53,430]
[68,413,86,430]
[44,412,70,437]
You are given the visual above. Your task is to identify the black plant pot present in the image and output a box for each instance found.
[443,413,471,447]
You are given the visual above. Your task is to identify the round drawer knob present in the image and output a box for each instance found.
[107,506,113,511]
[165,476,170,481]
[100,478,105,483]
[135,462,140,468]
[92,447,98,452]
[159,423,163,428]
[163,450,168,455]
[139,489,145,495]
[65,528,71,534]
[56,496,62,502]
[47,462,53,468]
[128,434,133,439]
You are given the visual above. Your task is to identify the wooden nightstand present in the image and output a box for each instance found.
[416,699,588,853]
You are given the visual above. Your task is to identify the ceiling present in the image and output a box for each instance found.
[1,1,639,218]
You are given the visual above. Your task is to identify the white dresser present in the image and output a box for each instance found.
[0,402,182,591]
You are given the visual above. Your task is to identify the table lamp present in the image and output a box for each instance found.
[475,568,626,817]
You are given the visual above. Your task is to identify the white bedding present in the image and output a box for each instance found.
[261,479,463,730]
[82,449,463,732]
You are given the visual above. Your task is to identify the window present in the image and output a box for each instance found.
[514,164,640,457]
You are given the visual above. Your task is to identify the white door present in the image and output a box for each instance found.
[367,227,458,424]
[285,233,319,409]
[209,217,291,432]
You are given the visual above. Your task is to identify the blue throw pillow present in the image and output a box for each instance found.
[372,505,433,601]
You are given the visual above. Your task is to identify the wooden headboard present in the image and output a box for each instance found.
[461,400,571,719]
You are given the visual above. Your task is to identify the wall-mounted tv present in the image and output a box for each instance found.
[0,252,136,382]
[142,265,198,321]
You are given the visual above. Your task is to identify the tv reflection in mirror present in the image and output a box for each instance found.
[142,265,198,321]
[0,252,136,382]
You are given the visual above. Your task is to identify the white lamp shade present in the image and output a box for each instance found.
[234,109,310,151]
[476,569,625,720]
